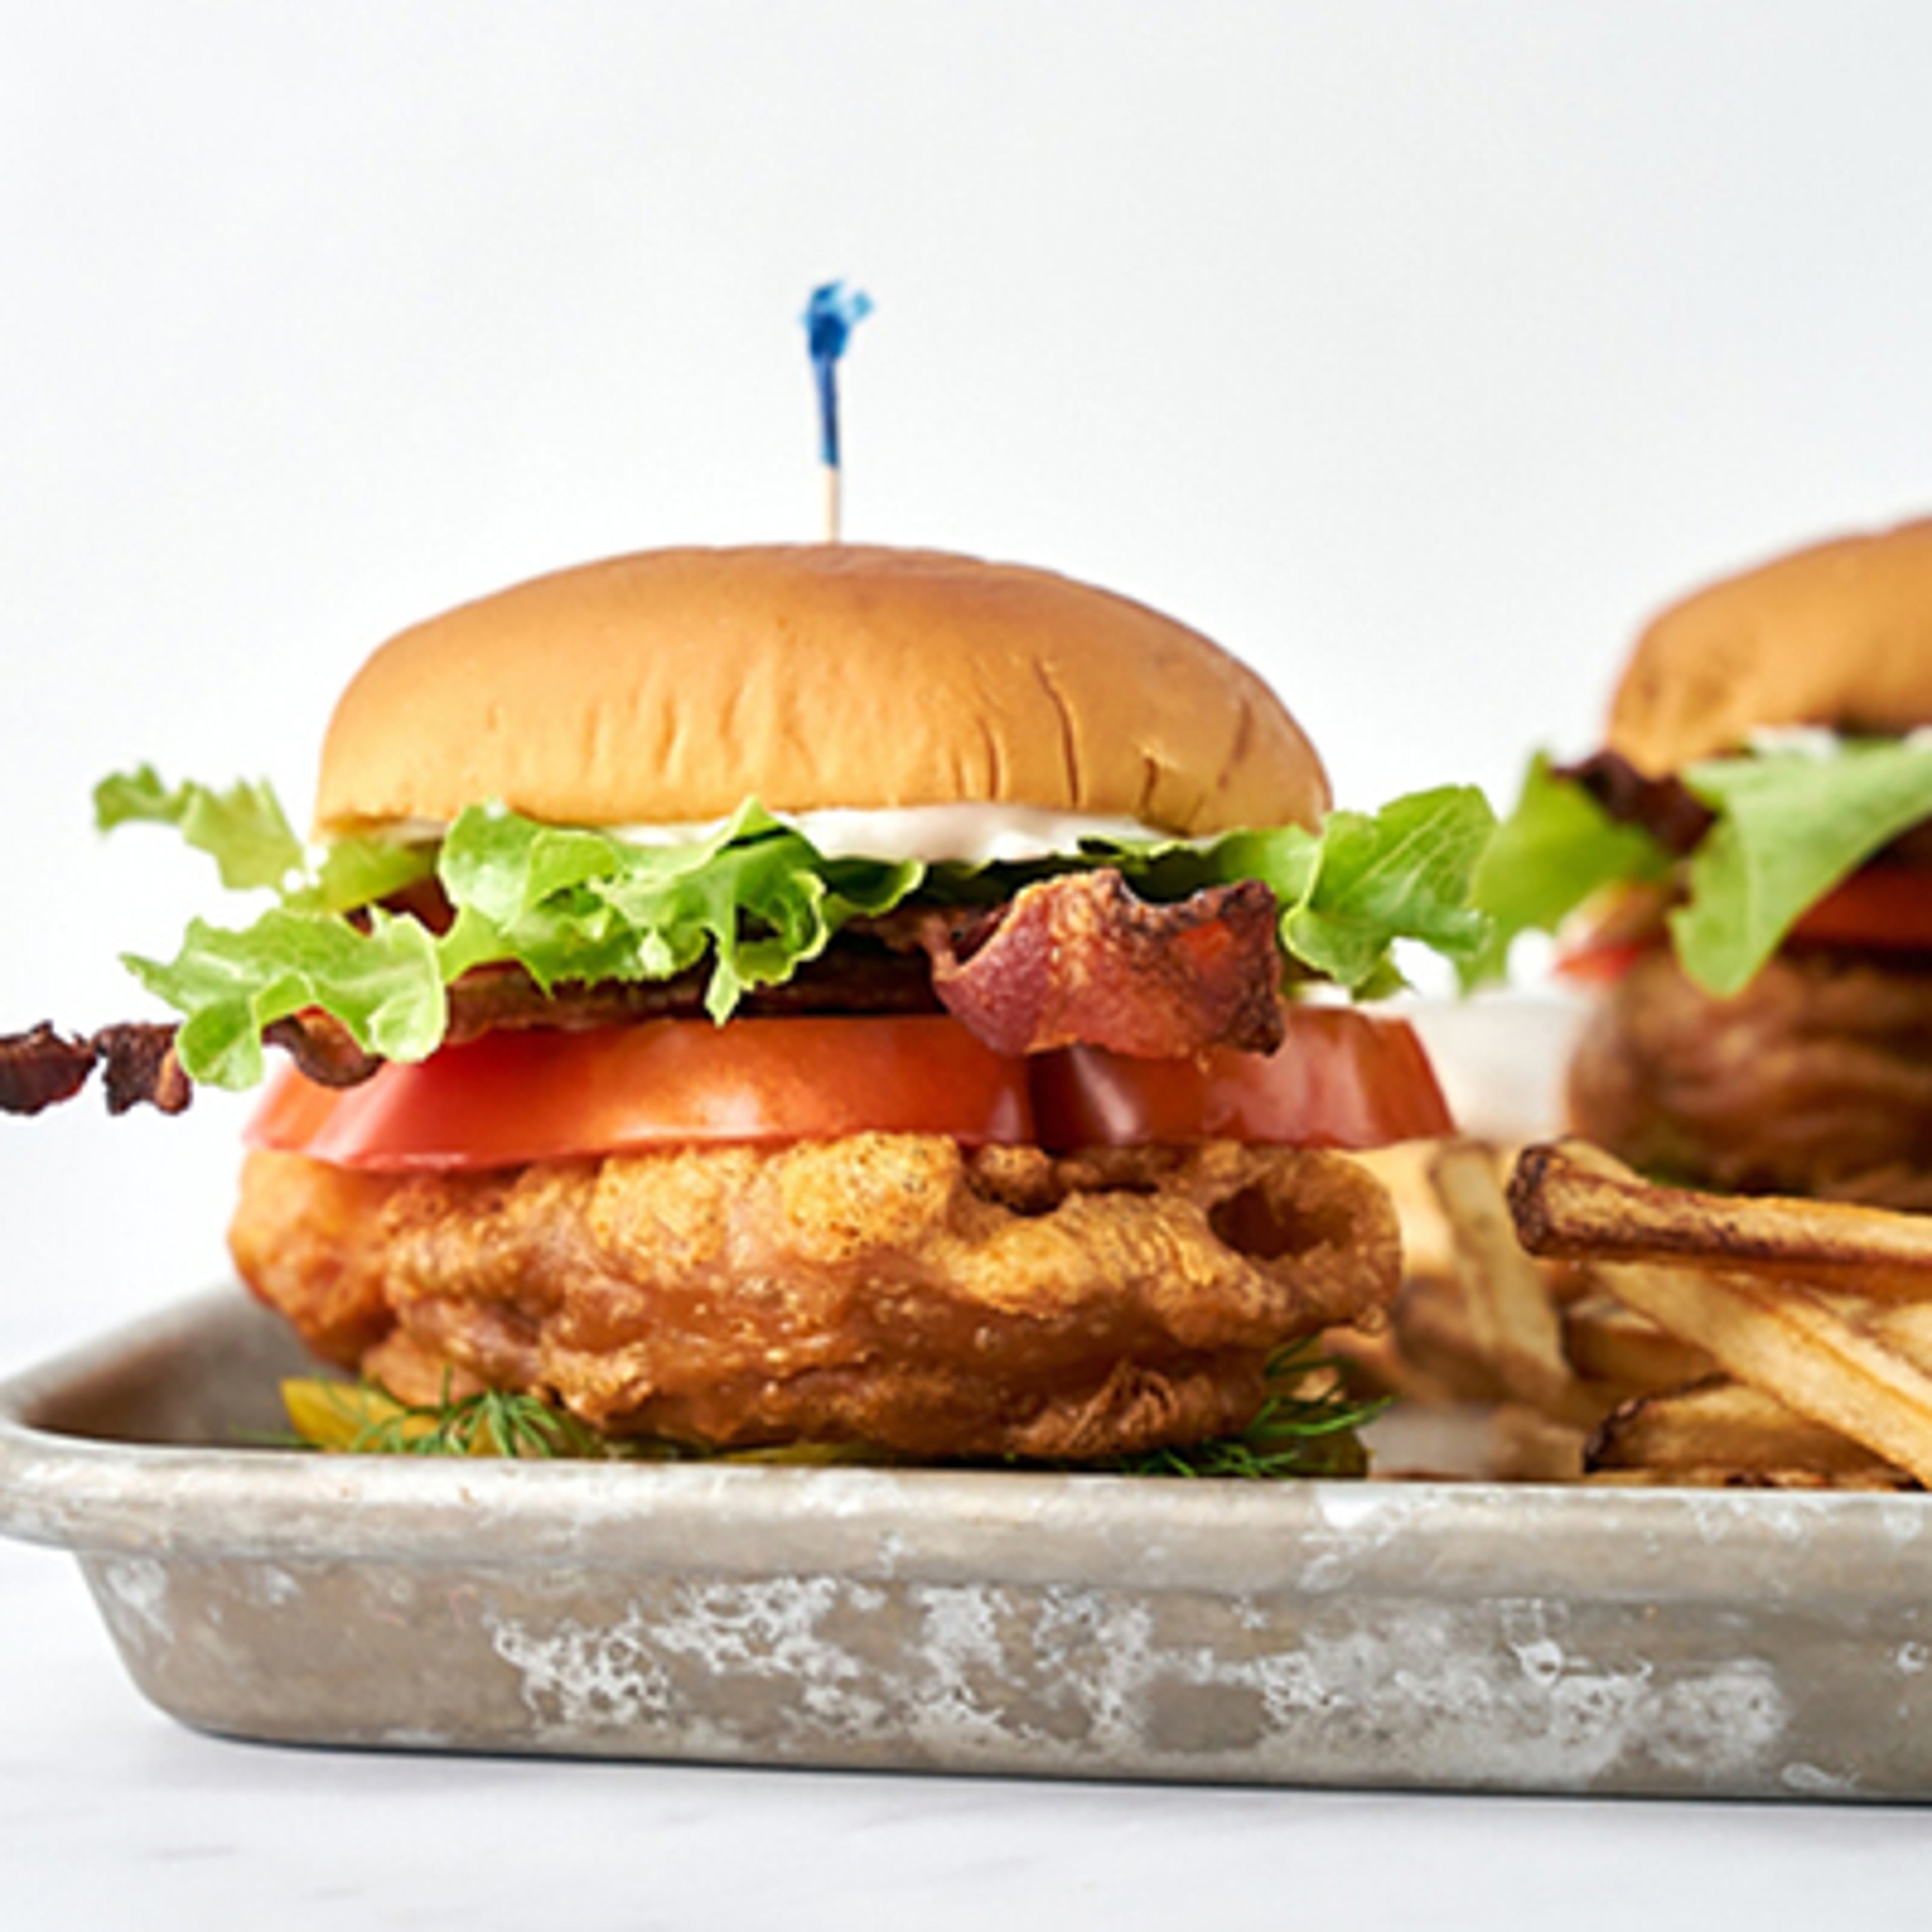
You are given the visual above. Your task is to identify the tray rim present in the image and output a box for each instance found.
[5,1286,1931,1605]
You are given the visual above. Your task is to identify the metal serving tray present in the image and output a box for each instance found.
[2,1289,1929,1798]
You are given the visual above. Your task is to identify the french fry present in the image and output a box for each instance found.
[1512,1139,1932,1300]
[1386,1272,1515,1407]
[1351,1140,1458,1281]
[1869,1297,1932,1370]
[1429,1141,1584,1423]
[1585,1377,1897,1479]
[1592,1258,1932,1486]
[1487,1403,1588,1482]
[1562,1292,1717,1392]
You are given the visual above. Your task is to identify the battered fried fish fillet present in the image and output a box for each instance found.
[230,1134,1399,1460]
[1569,948,1932,1208]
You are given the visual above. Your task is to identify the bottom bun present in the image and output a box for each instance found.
[231,1133,1399,1461]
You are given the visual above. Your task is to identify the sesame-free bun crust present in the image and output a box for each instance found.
[314,546,1327,839]
[1607,518,1932,775]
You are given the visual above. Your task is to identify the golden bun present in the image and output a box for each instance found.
[314,545,1328,839]
[1606,518,1932,774]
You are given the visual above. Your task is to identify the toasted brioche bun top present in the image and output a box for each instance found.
[1606,518,1932,775]
[314,545,1328,839]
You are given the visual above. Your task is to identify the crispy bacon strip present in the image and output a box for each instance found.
[260,1013,383,1088]
[914,869,1285,1058]
[446,945,939,1039]
[4,873,1286,1118]
[1555,751,1715,856]
[0,1021,189,1115]
[94,1023,192,1113]
[0,1024,98,1114]
[257,948,943,1090]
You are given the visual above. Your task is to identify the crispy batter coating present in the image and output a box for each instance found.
[1569,948,1932,1208]
[227,1158,405,1364]
[230,1135,1398,1459]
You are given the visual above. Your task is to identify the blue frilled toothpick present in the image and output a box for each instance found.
[803,280,872,542]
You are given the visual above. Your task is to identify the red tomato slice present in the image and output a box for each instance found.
[1788,864,1932,952]
[247,1017,1037,1171]
[1028,1006,1453,1152]
[250,1009,1454,1172]
[1553,882,1671,987]
[1553,936,1654,987]
[1554,864,1932,986]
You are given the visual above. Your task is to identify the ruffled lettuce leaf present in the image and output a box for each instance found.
[1272,785,1496,997]
[1465,754,1671,985]
[122,909,445,1088]
[102,771,1496,1087]
[1673,741,1932,994]
[1472,739,1932,995]
[96,763,438,912]
[434,801,925,1022]
[94,765,305,893]
[292,836,440,915]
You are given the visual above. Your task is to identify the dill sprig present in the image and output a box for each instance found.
[362,1384,610,1459]
[283,1374,631,1461]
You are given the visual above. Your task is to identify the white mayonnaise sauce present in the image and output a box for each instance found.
[612,804,1166,863]
[1743,726,1846,760]
[1743,727,1932,760]
[372,804,1174,864]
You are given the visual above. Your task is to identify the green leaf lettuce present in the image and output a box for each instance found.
[95,765,305,893]
[102,770,1497,1088]
[1465,754,1671,986]
[1673,741,1932,994]
[1473,738,1932,995]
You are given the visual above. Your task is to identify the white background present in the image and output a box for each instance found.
[5,6,1932,1921]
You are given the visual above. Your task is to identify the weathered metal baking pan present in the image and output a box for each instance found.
[2,1287,1929,1799]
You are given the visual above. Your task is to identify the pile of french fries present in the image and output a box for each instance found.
[1340,1137,1929,1489]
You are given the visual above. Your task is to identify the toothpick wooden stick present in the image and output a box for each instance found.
[802,281,871,543]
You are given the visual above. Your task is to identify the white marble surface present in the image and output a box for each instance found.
[8,10,1932,1922]
[2,1533,1930,1930]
